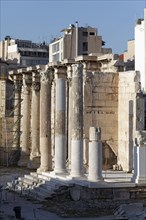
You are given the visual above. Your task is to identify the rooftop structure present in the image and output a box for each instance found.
[0,36,49,67]
[49,23,112,63]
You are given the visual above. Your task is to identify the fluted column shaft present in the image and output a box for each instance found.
[70,64,84,177]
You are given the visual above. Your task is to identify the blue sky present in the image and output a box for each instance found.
[0,0,145,54]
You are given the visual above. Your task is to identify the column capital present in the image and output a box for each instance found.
[23,73,32,93]
[67,65,72,78]
[89,127,101,142]
[32,81,40,92]
[32,71,40,81]
[67,65,73,87]
[82,61,99,72]
[13,75,22,92]
[54,66,66,79]
[40,68,54,84]
[72,63,83,78]
[32,71,40,92]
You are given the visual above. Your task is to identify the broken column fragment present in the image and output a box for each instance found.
[88,127,103,182]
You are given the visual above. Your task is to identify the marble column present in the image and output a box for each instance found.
[70,63,84,178]
[132,131,146,184]
[37,69,52,172]
[54,67,67,174]
[134,146,146,184]
[28,72,40,169]
[83,136,89,170]
[51,79,55,168]
[18,73,31,166]
[13,74,22,149]
[88,127,103,182]
[67,65,72,170]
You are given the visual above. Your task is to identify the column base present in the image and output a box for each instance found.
[69,171,84,179]
[54,168,68,175]
[134,146,146,185]
[135,176,146,185]
[37,166,53,173]
[88,176,104,182]
[18,155,30,167]
[27,156,40,169]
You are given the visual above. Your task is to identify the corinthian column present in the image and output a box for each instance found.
[13,74,22,149]
[37,68,52,172]
[18,73,31,166]
[67,65,72,170]
[70,64,84,177]
[28,72,40,169]
[54,67,67,174]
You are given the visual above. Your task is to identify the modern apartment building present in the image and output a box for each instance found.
[124,39,135,62]
[135,9,146,91]
[49,23,112,62]
[0,36,49,67]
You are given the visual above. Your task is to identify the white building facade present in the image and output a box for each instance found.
[135,9,146,91]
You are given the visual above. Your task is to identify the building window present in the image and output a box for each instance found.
[83,42,88,52]
[52,53,60,62]
[83,32,88,37]
[89,32,95,36]
[52,42,60,53]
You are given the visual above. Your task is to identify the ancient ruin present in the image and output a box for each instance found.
[1,54,146,181]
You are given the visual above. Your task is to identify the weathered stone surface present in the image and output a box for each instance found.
[118,71,141,172]
[70,64,84,177]
[55,111,65,135]
[70,187,81,201]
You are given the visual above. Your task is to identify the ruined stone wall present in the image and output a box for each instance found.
[118,71,141,172]
[84,72,119,169]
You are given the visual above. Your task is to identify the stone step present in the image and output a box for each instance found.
[18,177,35,187]
[37,174,51,181]
[24,174,40,183]
[30,172,38,178]
[29,188,52,201]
